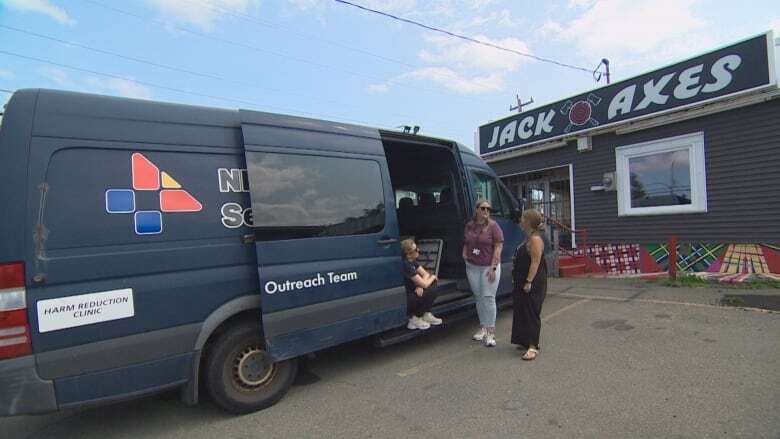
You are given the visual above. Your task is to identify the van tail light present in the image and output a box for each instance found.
[0,262,32,359]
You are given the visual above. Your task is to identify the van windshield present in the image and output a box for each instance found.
[470,170,514,218]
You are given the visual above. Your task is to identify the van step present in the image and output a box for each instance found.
[374,301,475,348]
[433,288,472,306]
[430,279,457,295]
[373,295,512,348]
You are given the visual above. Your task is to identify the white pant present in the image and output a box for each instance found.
[465,261,500,327]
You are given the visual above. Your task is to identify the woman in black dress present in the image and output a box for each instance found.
[511,209,547,360]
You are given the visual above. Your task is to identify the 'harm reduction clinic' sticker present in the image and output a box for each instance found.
[37,289,135,333]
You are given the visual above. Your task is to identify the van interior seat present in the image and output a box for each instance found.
[438,188,452,206]
[418,193,435,209]
[383,141,466,278]
[397,197,415,233]
[398,197,414,211]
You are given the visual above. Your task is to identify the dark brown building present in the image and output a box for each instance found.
[479,33,780,281]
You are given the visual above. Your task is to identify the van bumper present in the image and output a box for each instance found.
[0,355,58,416]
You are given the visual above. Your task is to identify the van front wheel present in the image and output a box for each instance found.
[203,321,298,414]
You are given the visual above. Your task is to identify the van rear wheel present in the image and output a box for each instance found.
[204,321,298,414]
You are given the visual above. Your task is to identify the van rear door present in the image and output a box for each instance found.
[239,111,407,360]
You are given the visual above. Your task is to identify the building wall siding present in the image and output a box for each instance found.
[490,98,780,244]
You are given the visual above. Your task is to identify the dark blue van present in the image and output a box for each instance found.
[0,89,523,415]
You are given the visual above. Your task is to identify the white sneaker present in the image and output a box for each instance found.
[407,316,431,330]
[484,333,496,347]
[421,312,443,326]
[472,327,486,341]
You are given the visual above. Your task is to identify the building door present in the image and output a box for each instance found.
[501,165,574,249]
[526,180,546,213]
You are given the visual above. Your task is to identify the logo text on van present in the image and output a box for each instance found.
[218,168,250,193]
[218,168,254,228]
[264,271,359,295]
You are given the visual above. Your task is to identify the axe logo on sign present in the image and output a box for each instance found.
[560,93,602,133]
[105,153,203,235]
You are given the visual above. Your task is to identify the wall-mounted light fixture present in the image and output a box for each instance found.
[591,171,616,192]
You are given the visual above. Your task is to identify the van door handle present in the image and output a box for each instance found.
[243,234,256,244]
[376,238,397,245]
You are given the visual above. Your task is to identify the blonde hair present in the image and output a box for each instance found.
[467,198,492,230]
[400,238,416,256]
[521,208,546,233]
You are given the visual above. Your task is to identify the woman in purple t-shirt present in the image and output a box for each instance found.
[463,198,504,347]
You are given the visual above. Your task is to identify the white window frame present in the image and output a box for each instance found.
[616,132,707,216]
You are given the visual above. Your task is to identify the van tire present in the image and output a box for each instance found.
[203,321,298,414]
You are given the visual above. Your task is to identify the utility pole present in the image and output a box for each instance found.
[396,125,420,134]
[510,94,534,113]
[593,58,610,84]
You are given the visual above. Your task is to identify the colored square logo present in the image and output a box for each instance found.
[105,190,136,213]
[106,153,201,235]
[135,211,162,235]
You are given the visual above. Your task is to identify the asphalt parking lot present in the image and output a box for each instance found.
[3,278,779,439]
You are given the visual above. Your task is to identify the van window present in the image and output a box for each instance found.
[247,152,385,241]
[470,170,512,218]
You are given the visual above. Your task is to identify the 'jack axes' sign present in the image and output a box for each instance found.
[479,32,776,156]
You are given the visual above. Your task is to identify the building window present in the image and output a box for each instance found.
[616,132,707,216]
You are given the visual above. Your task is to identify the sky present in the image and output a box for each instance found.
[0,0,778,150]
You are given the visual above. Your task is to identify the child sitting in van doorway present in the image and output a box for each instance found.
[401,239,443,330]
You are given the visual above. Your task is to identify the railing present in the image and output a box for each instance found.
[542,213,588,255]
[541,214,608,275]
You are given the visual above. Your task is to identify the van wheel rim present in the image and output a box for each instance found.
[233,346,275,388]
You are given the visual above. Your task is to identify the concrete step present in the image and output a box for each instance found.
[559,263,586,277]
[559,256,577,265]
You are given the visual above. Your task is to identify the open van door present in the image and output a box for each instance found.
[239,110,407,361]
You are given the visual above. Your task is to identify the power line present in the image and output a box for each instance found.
[0,24,427,122]
[0,88,14,94]
[0,49,398,128]
[192,0,504,94]
[82,0,378,79]
[83,0,495,104]
[193,0,416,69]
[334,0,603,75]
[0,24,222,81]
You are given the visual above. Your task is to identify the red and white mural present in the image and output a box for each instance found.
[574,243,780,282]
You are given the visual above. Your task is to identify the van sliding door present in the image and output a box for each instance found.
[239,110,406,361]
